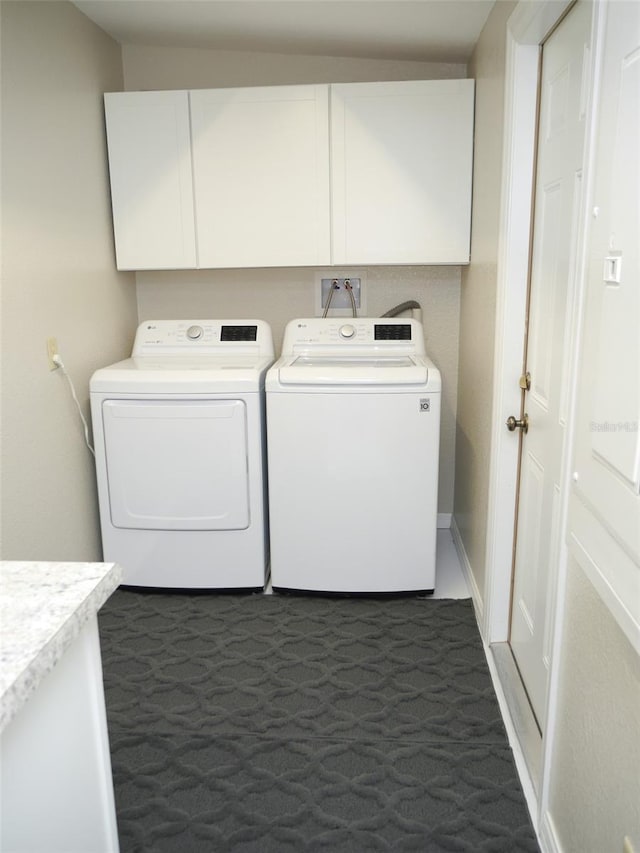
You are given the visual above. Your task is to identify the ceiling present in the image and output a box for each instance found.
[72,1,496,64]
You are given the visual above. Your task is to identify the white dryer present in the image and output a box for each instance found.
[266,318,441,594]
[90,320,274,590]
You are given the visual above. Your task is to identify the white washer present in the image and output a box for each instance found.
[266,317,441,594]
[90,320,274,590]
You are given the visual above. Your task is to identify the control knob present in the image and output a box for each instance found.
[339,324,356,339]
[186,325,203,340]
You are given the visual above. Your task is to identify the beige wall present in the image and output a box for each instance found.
[122,43,465,90]
[0,1,138,559]
[127,45,466,515]
[549,560,640,850]
[453,1,516,592]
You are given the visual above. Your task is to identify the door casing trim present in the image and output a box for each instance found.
[482,0,604,834]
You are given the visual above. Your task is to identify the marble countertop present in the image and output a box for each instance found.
[0,561,122,733]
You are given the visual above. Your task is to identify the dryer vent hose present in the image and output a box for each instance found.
[381,301,422,322]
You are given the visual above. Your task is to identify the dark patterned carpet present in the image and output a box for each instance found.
[98,591,539,852]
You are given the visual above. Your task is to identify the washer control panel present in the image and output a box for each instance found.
[282,318,425,356]
[132,320,273,356]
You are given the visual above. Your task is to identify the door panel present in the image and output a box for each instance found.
[516,450,545,632]
[529,178,563,409]
[103,399,249,531]
[510,0,592,727]
[590,38,639,491]
[569,0,640,648]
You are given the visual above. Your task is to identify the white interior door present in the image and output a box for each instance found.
[509,0,592,727]
[568,0,640,651]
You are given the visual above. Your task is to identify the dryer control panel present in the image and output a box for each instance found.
[132,320,274,357]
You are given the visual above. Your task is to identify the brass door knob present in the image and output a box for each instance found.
[506,414,529,434]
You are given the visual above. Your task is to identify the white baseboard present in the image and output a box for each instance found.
[539,810,562,853]
[437,513,452,529]
[484,644,541,842]
[450,516,483,622]
[451,516,549,849]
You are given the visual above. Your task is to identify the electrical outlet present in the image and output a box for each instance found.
[47,337,59,371]
[623,836,636,853]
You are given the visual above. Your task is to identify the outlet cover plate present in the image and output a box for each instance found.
[47,337,59,371]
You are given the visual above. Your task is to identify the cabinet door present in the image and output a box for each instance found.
[331,80,474,265]
[190,85,330,268]
[104,91,196,270]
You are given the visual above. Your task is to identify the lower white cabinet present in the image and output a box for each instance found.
[104,80,474,270]
[0,617,119,853]
[191,85,331,268]
[331,79,474,265]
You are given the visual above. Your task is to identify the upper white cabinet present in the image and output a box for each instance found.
[190,86,331,268]
[103,79,474,270]
[104,91,196,270]
[331,80,474,265]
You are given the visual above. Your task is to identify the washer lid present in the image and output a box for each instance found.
[275,355,431,386]
[90,355,273,394]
